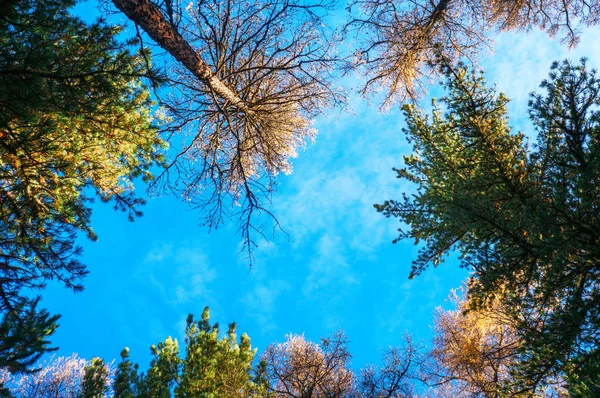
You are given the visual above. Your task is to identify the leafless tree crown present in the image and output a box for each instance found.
[355,335,432,397]
[262,332,354,397]
[113,0,346,258]
[428,290,568,397]
[346,0,599,107]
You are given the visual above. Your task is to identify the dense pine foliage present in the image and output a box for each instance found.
[377,59,600,391]
[0,0,163,374]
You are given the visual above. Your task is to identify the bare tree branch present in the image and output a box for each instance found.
[346,0,600,107]
[262,332,354,397]
[111,0,346,260]
[113,0,249,110]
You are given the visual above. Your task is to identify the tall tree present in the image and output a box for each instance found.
[113,348,140,398]
[0,298,58,375]
[111,0,345,257]
[376,58,600,386]
[178,310,261,396]
[0,0,164,374]
[80,357,111,398]
[346,0,600,105]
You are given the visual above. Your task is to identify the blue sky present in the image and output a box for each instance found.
[41,1,600,373]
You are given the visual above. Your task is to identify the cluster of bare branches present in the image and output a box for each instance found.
[355,335,432,397]
[429,291,523,396]
[258,304,568,397]
[261,332,354,397]
[111,0,600,261]
[346,0,600,106]
[113,0,346,259]
[346,0,489,105]
[489,0,600,44]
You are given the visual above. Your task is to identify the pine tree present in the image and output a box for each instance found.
[0,298,58,375]
[177,309,259,397]
[115,307,264,397]
[79,358,110,398]
[376,58,600,386]
[114,348,140,398]
[0,0,164,373]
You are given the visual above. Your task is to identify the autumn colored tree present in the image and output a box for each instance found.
[376,58,600,387]
[111,0,345,257]
[430,291,566,397]
[114,307,264,397]
[347,0,600,105]
[0,0,164,373]
[261,332,354,397]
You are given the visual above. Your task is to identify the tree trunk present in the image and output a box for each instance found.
[112,0,249,112]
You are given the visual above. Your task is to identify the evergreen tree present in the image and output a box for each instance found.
[177,309,259,397]
[566,352,600,397]
[116,307,264,397]
[114,348,140,398]
[0,0,164,373]
[376,58,600,386]
[79,357,109,398]
[0,298,58,374]
[137,337,180,398]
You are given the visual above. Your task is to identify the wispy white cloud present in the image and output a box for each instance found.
[141,239,293,338]
[275,103,412,253]
[241,279,291,333]
[378,265,449,333]
[302,234,358,297]
[141,242,216,305]
[144,242,174,263]
[482,27,600,130]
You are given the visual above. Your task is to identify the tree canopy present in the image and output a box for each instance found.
[2,301,575,397]
[347,0,600,105]
[114,307,265,397]
[112,0,345,257]
[0,0,164,373]
[3,0,600,392]
[376,58,600,386]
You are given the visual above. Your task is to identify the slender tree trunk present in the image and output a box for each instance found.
[112,0,249,112]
